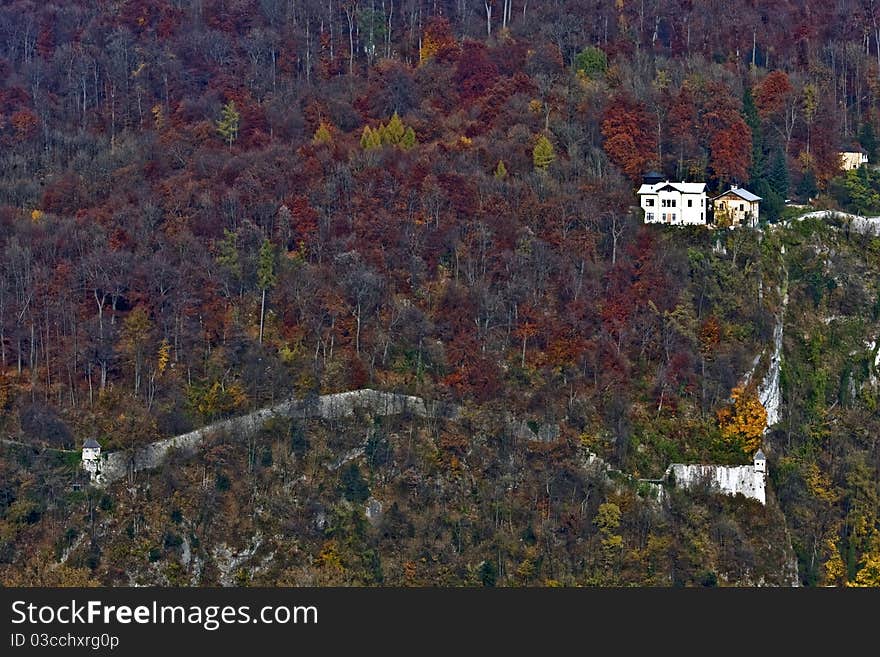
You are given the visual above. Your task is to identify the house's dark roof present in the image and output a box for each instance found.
[83,438,101,449]
[839,144,867,153]
[637,181,706,194]
[754,449,766,460]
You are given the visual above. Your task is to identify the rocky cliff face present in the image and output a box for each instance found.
[88,390,457,486]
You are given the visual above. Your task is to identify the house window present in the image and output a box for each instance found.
[645,198,655,207]
[647,212,654,221]
[701,198,704,206]
[688,199,693,207]
[701,212,704,221]
[739,203,744,211]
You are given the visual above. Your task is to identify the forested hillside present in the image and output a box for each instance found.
[0,1,878,587]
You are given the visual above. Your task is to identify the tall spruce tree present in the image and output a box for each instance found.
[768,147,789,199]
[257,239,277,345]
[742,88,765,185]
[858,120,877,162]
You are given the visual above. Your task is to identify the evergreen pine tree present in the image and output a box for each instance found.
[494,160,508,179]
[479,559,497,586]
[858,120,877,162]
[768,147,789,199]
[340,463,369,503]
[742,88,765,185]
[796,169,818,199]
[216,228,242,293]
[257,239,277,345]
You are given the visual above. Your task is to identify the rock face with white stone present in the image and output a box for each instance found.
[364,498,383,526]
[758,293,786,429]
[509,419,561,442]
[92,389,460,487]
[666,452,766,505]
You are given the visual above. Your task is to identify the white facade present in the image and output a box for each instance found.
[638,181,707,225]
[81,438,102,483]
[666,451,766,505]
[754,450,766,474]
[839,151,868,171]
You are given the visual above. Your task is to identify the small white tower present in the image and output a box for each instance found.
[754,449,766,474]
[753,449,767,505]
[82,437,102,482]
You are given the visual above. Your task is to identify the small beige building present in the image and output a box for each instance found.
[839,147,868,171]
[712,185,761,227]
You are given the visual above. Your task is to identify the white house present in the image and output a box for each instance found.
[638,180,707,225]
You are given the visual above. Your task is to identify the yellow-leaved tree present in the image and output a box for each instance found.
[586,501,624,585]
[533,134,556,171]
[157,338,171,375]
[821,538,846,586]
[848,548,880,587]
[216,100,240,147]
[383,112,405,145]
[120,306,153,396]
[313,121,333,144]
[716,386,767,455]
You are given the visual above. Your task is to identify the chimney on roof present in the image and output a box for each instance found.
[731,183,738,189]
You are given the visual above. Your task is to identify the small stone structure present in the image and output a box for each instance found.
[665,450,766,505]
[81,437,102,480]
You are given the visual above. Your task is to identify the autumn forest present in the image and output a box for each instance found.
[1,0,879,587]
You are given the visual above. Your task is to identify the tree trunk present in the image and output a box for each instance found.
[346,7,355,75]
[355,301,361,355]
[259,287,266,344]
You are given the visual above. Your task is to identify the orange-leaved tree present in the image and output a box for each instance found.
[709,118,752,185]
[716,386,766,455]
[419,16,459,64]
[601,94,656,182]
